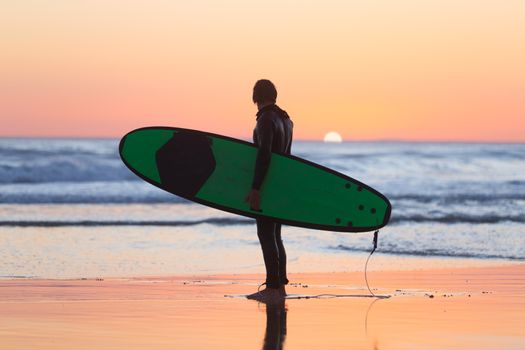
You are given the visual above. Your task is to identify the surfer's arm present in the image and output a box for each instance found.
[252,116,274,190]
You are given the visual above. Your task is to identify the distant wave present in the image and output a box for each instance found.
[0,217,253,227]
[1,139,524,186]
[389,214,525,224]
[389,193,525,203]
[0,147,114,158]
[2,214,523,227]
[0,192,183,204]
[0,160,136,184]
[331,244,525,261]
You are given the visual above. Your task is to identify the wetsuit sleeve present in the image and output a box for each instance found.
[252,116,274,190]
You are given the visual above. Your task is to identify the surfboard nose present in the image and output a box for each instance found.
[382,200,392,227]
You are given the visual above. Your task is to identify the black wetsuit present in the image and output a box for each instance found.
[252,104,293,289]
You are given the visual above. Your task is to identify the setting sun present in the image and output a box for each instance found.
[323,131,343,143]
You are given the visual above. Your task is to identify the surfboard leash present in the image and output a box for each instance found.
[364,230,379,297]
[287,230,383,300]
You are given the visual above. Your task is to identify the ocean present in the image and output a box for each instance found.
[1,138,524,278]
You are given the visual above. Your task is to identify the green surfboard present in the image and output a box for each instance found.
[119,127,391,232]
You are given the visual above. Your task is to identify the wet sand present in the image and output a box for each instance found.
[1,264,524,349]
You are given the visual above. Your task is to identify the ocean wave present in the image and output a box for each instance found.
[0,180,182,203]
[388,192,525,203]
[0,217,253,227]
[2,214,523,226]
[0,147,115,158]
[0,159,135,184]
[390,214,525,224]
[1,139,524,186]
[0,193,185,204]
[330,244,525,261]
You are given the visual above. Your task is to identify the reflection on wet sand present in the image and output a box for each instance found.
[262,300,287,350]
[257,292,388,349]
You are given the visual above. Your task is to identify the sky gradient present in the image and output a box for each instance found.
[1,0,524,141]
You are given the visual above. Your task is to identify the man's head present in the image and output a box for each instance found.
[252,79,277,106]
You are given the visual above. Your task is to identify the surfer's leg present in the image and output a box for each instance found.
[274,223,289,286]
[256,218,280,289]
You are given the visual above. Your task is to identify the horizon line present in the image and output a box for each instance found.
[0,134,524,144]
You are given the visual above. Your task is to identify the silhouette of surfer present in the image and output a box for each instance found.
[245,79,293,303]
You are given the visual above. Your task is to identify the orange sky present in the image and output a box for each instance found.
[1,1,524,141]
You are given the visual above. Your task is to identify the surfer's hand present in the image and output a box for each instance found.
[245,189,261,211]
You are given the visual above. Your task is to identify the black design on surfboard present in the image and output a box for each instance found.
[156,131,216,197]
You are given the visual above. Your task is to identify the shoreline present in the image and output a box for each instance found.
[0,253,521,281]
[1,263,523,303]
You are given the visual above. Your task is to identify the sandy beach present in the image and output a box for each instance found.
[1,263,524,350]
